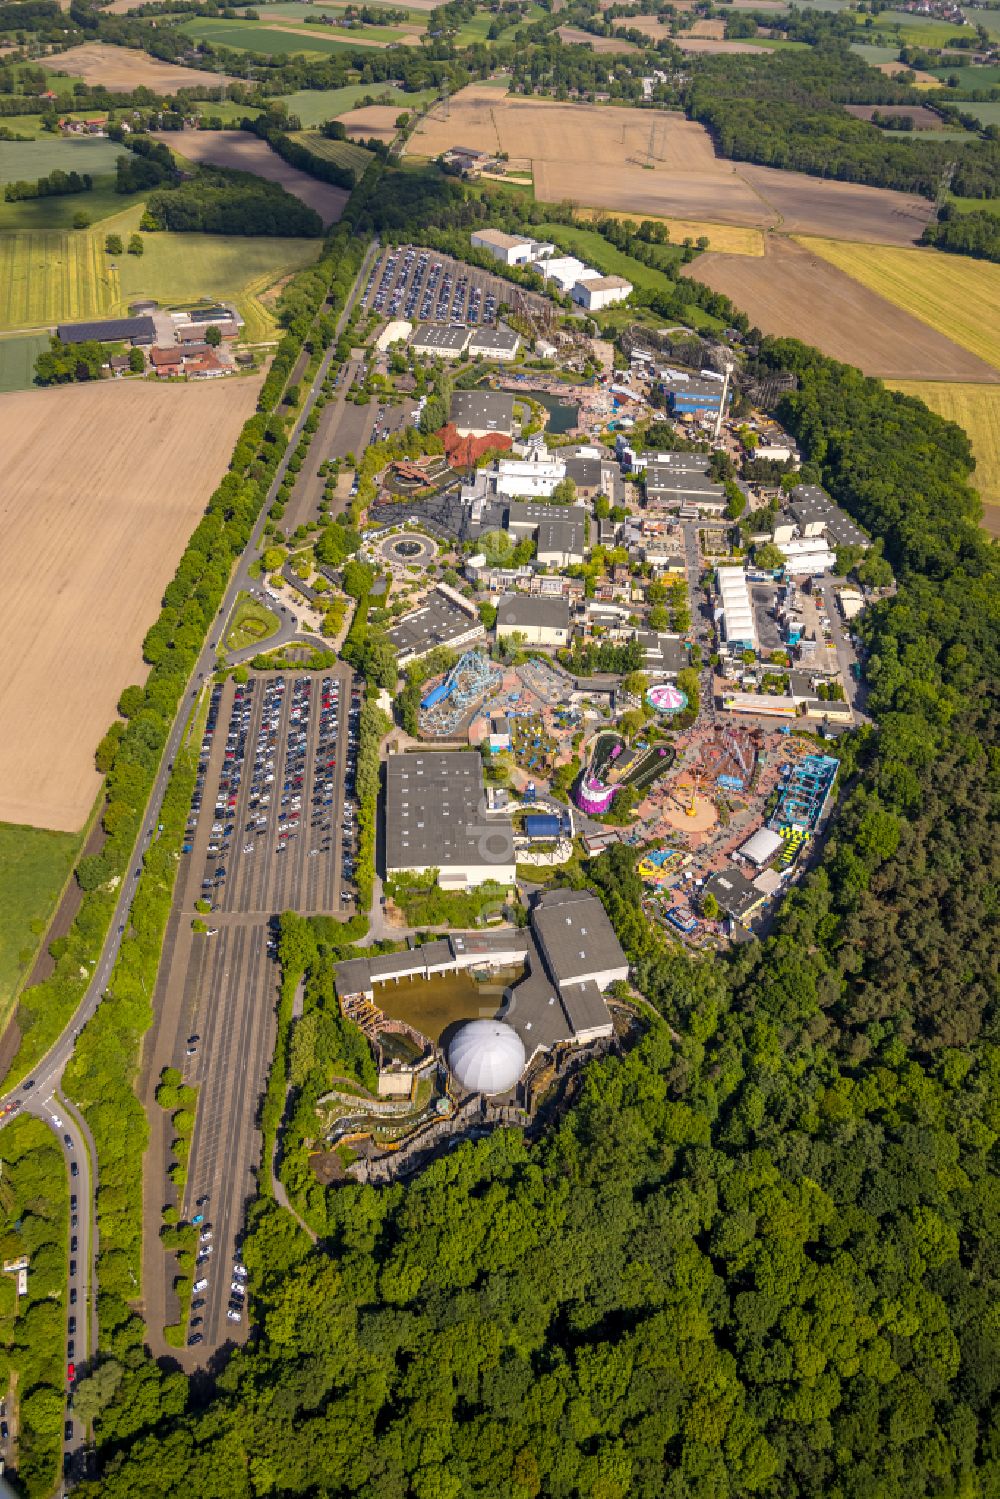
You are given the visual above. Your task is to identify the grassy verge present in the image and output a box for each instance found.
[0,821,82,1027]
[0,1114,68,1499]
[225,591,281,653]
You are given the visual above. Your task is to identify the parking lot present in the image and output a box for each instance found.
[181,669,361,920]
[361,244,506,325]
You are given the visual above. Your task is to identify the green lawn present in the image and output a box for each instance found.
[225,592,281,652]
[192,98,262,123]
[950,101,1000,126]
[535,221,682,292]
[850,41,901,62]
[261,0,429,17]
[0,179,146,232]
[933,63,1000,85]
[0,821,81,1021]
[0,332,49,390]
[0,136,124,186]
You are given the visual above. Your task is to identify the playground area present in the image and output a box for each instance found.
[419,655,586,768]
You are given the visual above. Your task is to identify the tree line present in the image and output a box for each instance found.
[4,167,92,201]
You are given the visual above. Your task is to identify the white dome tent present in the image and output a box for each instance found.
[448,1019,526,1096]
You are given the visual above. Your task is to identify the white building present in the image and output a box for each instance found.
[534,256,599,294]
[470,228,537,266]
[716,567,757,652]
[376,319,412,351]
[410,324,470,359]
[572,275,633,311]
[779,538,837,575]
[466,325,521,361]
[495,453,567,498]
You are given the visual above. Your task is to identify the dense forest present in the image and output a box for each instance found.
[922,203,1000,263]
[145,166,323,236]
[63,167,1000,1493]
[688,44,1000,199]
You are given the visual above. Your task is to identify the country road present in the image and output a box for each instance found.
[0,238,379,1494]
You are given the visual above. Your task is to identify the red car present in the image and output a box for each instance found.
[67,1363,75,1385]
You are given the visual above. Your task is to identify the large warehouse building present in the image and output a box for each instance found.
[384,750,516,890]
[716,566,757,653]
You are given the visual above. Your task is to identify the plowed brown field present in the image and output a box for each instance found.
[0,377,262,832]
[685,237,999,382]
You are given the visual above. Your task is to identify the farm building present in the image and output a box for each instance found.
[450,389,516,439]
[411,324,471,359]
[57,316,155,346]
[466,324,521,361]
[385,585,484,668]
[496,594,572,647]
[571,275,633,311]
[384,749,516,890]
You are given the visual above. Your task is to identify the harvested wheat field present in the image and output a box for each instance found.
[799,237,1000,370]
[50,43,234,91]
[338,104,404,141]
[152,130,348,225]
[890,381,1000,535]
[409,91,931,241]
[686,238,999,382]
[556,25,639,50]
[876,61,942,85]
[689,18,726,36]
[611,14,671,34]
[0,377,262,832]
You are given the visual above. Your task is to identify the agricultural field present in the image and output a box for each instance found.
[178,15,423,55]
[555,25,639,51]
[890,381,1000,535]
[674,36,776,53]
[0,136,124,185]
[336,104,405,141]
[800,237,1000,371]
[0,181,146,233]
[842,104,946,129]
[0,821,80,1018]
[686,237,1000,381]
[0,211,318,336]
[280,83,437,126]
[951,101,1000,127]
[0,332,51,389]
[152,129,349,225]
[48,42,235,91]
[407,88,937,242]
[579,210,764,255]
[0,376,263,832]
[290,129,375,174]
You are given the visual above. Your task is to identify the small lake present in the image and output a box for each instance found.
[377,966,524,1045]
[506,388,580,434]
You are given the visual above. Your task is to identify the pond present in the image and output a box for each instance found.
[377,965,525,1046]
[506,388,580,434]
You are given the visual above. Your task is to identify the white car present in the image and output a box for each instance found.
[193,1278,209,1293]
[227,1308,242,1323]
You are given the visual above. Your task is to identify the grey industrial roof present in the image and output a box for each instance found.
[386,588,482,660]
[411,323,470,353]
[537,516,585,558]
[467,325,520,353]
[57,316,155,345]
[645,466,722,495]
[564,456,604,489]
[506,500,589,530]
[385,751,514,874]
[665,376,728,397]
[450,389,515,434]
[788,484,870,548]
[532,887,627,987]
[643,450,711,473]
[496,594,571,631]
[704,866,763,921]
[634,631,689,675]
[559,979,613,1038]
[332,957,373,997]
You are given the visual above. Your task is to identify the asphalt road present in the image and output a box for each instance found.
[0,240,379,1481]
